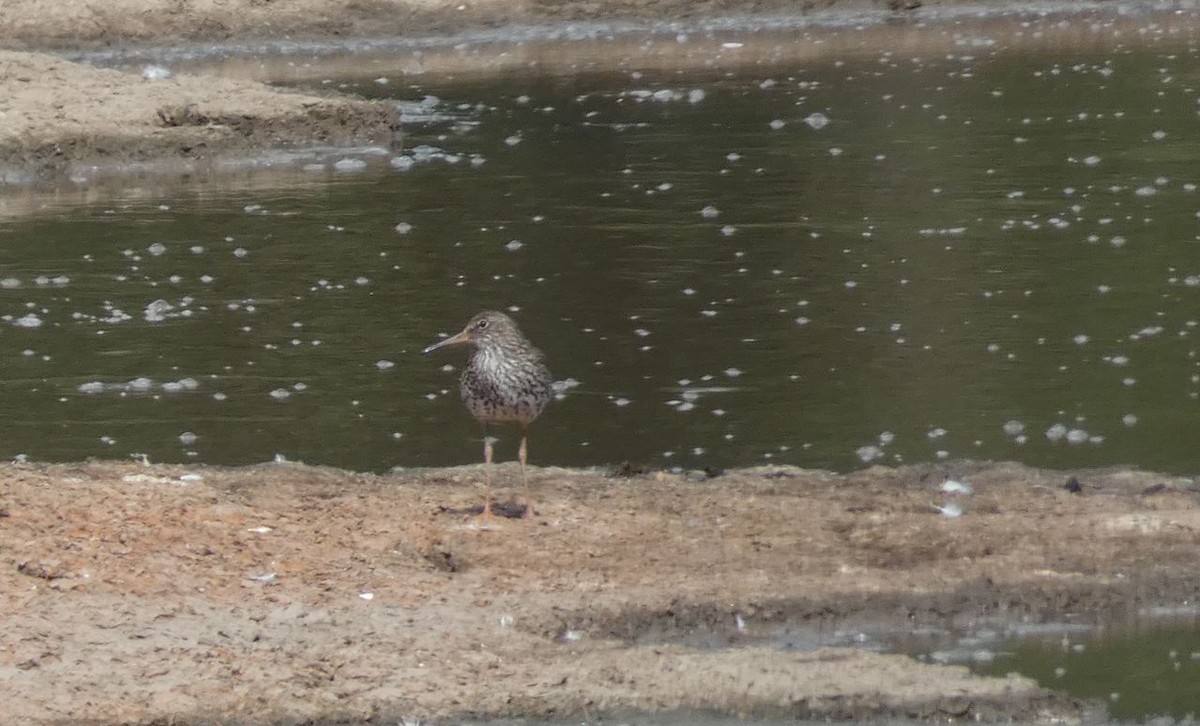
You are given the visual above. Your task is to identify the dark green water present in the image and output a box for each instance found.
[901,615,1200,722]
[971,619,1200,721]
[2,35,1199,474]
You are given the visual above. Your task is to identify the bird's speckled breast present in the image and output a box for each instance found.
[460,346,553,425]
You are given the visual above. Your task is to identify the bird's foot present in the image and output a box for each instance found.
[465,507,503,530]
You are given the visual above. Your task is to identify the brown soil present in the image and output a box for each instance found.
[0,49,399,179]
[1,0,862,49]
[4,458,1197,723]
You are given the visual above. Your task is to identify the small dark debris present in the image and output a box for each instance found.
[1063,476,1083,494]
[423,545,463,573]
[17,561,58,580]
[762,470,798,480]
[437,500,529,519]
[702,466,725,479]
[0,506,9,517]
[1141,483,1169,496]
[610,461,653,477]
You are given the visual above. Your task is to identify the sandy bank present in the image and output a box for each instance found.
[5,458,1196,722]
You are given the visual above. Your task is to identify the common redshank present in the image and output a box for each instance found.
[421,310,554,518]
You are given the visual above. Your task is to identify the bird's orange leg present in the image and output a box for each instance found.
[481,430,496,519]
[519,426,534,519]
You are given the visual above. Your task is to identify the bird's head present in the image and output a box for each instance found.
[421,310,522,354]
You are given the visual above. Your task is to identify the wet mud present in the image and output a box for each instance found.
[3,458,1195,722]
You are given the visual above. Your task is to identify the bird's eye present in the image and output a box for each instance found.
[476,319,489,330]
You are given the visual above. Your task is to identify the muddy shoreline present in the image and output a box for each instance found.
[4,458,1198,723]
[0,0,1190,180]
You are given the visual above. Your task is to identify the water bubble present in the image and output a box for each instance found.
[804,112,830,130]
[856,445,884,463]
[1046,423,1068,442]
[394,222,413,234]
[700,205,720,219]
[178,432,198,445]
[333,158,368,172]
[144,299,174,322]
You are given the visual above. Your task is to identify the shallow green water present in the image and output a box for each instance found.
[2,30,1199,474]
[970,618,1200,721]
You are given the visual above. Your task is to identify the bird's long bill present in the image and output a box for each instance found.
[421,329,471,355]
